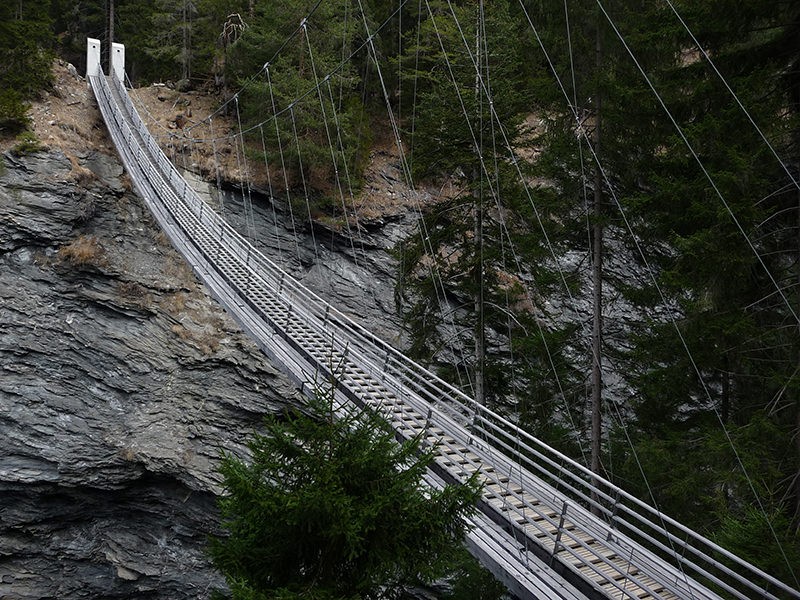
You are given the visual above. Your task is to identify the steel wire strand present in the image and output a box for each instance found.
[266,66,302,263]
[436,0,589,461]
[258,124,284,264]
[233,95,259,245]
[428,5,628,584]
[516,2,797,594]
[663,0,800,195]
[592,0,800,585]
[288,104,319,263]
[302,21,363,270]
[593,0,798,329]
[183,0,412,145]
[184,0,326,134]
[352,0,476,393]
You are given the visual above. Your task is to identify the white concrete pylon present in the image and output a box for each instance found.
[86,38,101,85]
[112,43,125,84]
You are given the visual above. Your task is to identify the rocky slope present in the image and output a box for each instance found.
[0,146,300,598]
[0,59,425,599]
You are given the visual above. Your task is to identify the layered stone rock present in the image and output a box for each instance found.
[0,149,298,599]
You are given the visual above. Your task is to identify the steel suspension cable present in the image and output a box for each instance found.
[259,124,284,263]
[288,104,319,263]
[209,117,226,216]
[437,0,589,458]
[234,95,259,244]
[266,66,302,263]
[353,0,476,393]
[185,0,327,134]
[302,21,362,268]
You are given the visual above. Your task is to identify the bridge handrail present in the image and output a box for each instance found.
[93,69,798,600]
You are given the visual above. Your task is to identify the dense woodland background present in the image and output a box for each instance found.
[2,0,800,589]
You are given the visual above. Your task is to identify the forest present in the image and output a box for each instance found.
[1,0,799,590]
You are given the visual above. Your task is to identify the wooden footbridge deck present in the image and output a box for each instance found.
[88,40,799,600]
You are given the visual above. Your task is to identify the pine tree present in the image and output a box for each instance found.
[0,0,54,134]
[209,384,481,600]
[395,0,549,411]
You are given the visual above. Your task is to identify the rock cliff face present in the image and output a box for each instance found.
[0,148,300,598]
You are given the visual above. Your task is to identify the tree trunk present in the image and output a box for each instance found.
[107,0,114,73]
[795,175,800,529]
[182,0,189,81]
[590,46,603,473]
[474,189,485,407]
[473,5,485,407]
[590,19,604,513]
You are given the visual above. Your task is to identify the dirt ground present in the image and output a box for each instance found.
[5,60,437,230]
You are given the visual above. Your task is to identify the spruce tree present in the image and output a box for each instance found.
[209,385,481,600]
[0,0,54,134]
[395,0,554,412]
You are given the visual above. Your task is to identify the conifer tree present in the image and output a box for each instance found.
[395,0,553,411]
[224,0,370,209]
[209,384,481,600]
[611,1,800,572]
[0,0,54,134]
[525,0,800,576]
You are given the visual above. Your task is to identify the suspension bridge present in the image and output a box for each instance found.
[86,36,799,600]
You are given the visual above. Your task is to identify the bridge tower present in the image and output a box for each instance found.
[86,38,100,82]
[85,39,125,84]
[112,43,125,83]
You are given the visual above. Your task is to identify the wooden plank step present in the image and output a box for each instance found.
[567,542,613,566]
[600,576,662,600]
[435,453,480,468]
[521,519,566,540]
[517,509,560,525]
[487,495,538,511]
[483,481,518,495]
[580,556,640,584]
[560,530,598,549]
[627,573,669,597]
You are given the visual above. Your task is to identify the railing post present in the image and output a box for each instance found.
[607,489,622,539]
[284,304,293,328]
[552,501,569,561]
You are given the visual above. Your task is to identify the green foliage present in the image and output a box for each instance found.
[0,90,30,135]
[0,1,54,137]
[49,0,105,69]
[440,547,506,600]
[392,0,554,409]
[209,384,482,600]
[524,0,800,547]
[11,131,45,156]
[226,0,371,208]
[715,506,800,591]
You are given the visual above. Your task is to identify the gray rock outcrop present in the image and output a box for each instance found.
[0,148,300,599]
